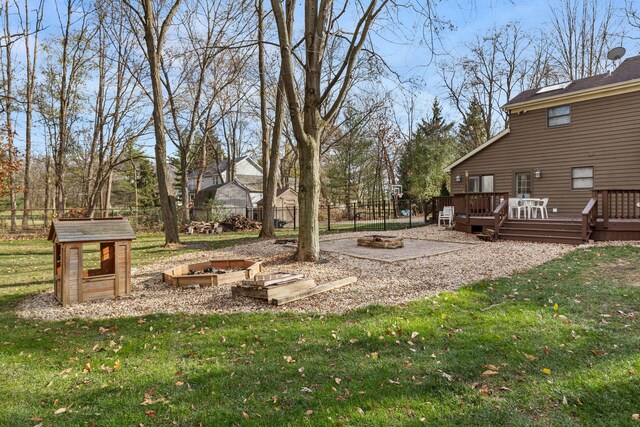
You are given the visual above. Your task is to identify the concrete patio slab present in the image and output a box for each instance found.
[318,237,474,262]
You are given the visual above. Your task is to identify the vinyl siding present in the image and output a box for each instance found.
[450,90,640,214]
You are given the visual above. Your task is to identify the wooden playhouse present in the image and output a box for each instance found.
[48,217,135,306]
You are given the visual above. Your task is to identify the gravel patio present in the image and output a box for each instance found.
[18,225,575,320]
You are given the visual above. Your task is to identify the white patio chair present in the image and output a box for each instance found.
[438,206,454,227]
[530,198,549,219]
[508,198,527,219]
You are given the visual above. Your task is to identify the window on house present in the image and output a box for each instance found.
[468,176,480,192]
[547,105,571,127]
[468,175,494,192]
[572,167,594,189]
[515,172,531,197]
[482,175,494,192]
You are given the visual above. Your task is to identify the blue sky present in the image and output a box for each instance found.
[5,0,634,157]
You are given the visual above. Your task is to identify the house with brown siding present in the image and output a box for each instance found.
[438,55,640,243]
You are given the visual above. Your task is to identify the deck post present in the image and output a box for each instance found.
[602,190,609,229]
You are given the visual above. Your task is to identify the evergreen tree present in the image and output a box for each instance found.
[457,96,487,155]
[399,99,456,200]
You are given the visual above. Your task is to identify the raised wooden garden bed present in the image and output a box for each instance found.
[162,259,262,288]
[356,235,404,249]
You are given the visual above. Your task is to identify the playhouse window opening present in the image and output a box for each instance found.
[83,242,116,277]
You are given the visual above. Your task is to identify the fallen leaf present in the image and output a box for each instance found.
[145,410,156,417]
[498,386,511,391]
[335,378,342,385]
[283,355,295,363]
[481,370,498,377]
[30,417,43,422]
[305,410,313,415]
[370,352,379,359]
[54,407,67,415]
[175,381,184,386]
[114,360,121,371]
[411,332,419,339]
[523,353,538,362]
[632,413,640,421]
[484,364,499,371]
[83,362,91,373]
[356,407,365,415]
[59,368,72,376]
[242,412,249,420]
[542,368,551,375]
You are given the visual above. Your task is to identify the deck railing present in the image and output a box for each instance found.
[453,192,509,219]
[593,189,640,228]
[581,196,598,241]
[424,196,454,223]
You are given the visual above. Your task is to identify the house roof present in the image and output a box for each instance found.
[236,174,263,192]
[503,55,640,112]
[188,156,263,180]
[443,129,510,173]
[48,217,136,243]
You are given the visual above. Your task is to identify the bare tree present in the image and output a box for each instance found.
[162,0,253,224]
[17,0,44,228]
[270,0,389,261]
[124,0,182,244]
[50,0,95,215]
[0,0,18,230]
[548,0,617,80]
[439,22,541,138]
[81,1,149,217]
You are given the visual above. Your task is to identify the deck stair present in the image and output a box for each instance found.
[498,218,587,244]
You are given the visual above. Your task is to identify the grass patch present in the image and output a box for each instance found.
[0,236,639,425]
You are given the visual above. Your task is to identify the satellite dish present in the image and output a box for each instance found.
[607,46,626,61]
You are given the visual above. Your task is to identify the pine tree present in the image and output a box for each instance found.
[457,96,487,155]
[399,99,457,200]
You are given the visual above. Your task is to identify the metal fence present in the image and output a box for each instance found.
[0,199,426,235]
[322,199,425,232]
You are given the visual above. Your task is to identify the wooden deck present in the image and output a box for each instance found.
[426,190,640,244]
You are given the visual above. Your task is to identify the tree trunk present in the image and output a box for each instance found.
[21,0,42,229]
[103,170,113,217]
[180,158,190,225]
[140,0,180,245]
[296,135,321,261]
[259,76,285,239]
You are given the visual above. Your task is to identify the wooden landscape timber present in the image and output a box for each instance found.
[357,235,404,249]
[232,277,317,302]
[272,277,357,306]
[162,259,262,287]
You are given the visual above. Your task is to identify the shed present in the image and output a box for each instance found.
[256,188,299,223]
[48,217,135,306]
[194,180,252,209]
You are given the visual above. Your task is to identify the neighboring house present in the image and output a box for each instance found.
[440,55,640,242]
[445,55,640,215]
[193,180,253,212]
[189,156,264,207]
[188,156,263,201]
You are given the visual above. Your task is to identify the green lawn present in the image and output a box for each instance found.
[1,234,639,426]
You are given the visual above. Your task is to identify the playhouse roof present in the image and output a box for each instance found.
[48,217,136,243]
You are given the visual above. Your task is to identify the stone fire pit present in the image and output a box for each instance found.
[356,235,404,249]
